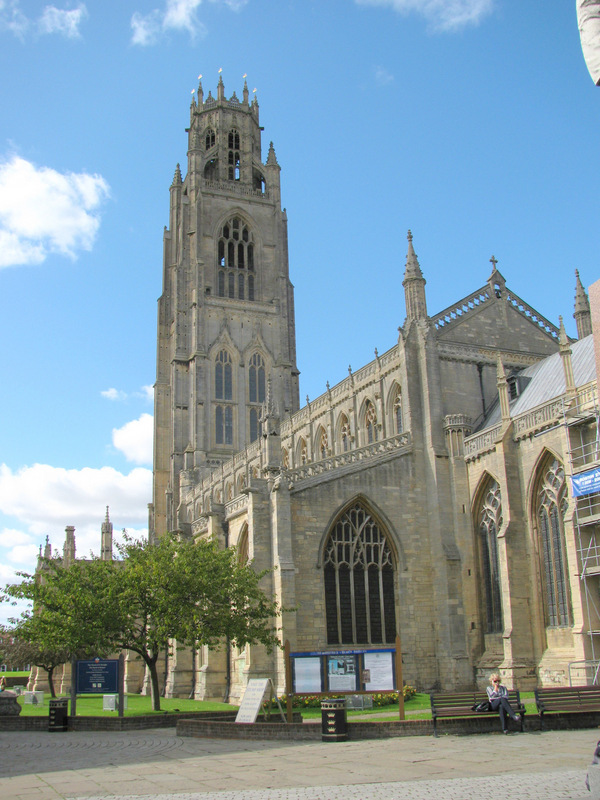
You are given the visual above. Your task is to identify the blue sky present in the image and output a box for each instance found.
[0,0,598,622]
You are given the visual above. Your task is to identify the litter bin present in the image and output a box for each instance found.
[48,698,69,732]
[321,697,347,742]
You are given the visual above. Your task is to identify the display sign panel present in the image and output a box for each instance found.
[572,468,600,497]
[75,658,119,694]
[363,650,394,691]
[293,656,322,693]
[327,654,358,691]
[235,678,270,723]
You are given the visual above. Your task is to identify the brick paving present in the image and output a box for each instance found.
[0,727,597,800]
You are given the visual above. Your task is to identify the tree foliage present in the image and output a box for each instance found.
[2,534,281,710]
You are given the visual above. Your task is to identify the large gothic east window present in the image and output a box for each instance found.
[537,458,570,627]
[217,217,255,301]
[324,503,396,645]
[478,480,503,634]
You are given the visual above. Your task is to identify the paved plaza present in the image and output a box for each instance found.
[0,726,599,800]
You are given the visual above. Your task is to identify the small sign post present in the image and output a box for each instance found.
[235,678,271,723]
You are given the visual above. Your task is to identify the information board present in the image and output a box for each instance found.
[292,656,322,693]
[363,651,394,690]
[235,678,270,723]
[289,648,396,694]
[75,658,119,694]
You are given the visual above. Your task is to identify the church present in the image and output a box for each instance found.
[148,77,599,701]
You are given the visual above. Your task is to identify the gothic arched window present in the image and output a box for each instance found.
[317,427,328,460]
[205,129,215,150]
[215,350,232,400]
[217,217,256,301]
[365,401,378,444]
[537,458,570,627]
[478,479,503,634]
[338,413,351,453]
[324,502,396,645]
[248,353,265,404]
[393,387,403,434]
[215,405,233,445]
[297,437,308,465]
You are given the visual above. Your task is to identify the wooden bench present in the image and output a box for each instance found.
[429,691,525,737]
[534,685,600,730]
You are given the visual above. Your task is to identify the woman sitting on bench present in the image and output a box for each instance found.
[487,673,521,734]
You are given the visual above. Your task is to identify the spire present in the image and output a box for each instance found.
[217,73,225,101]
[44,534,52,559]
[171,163,182,187]
[197,76,203,105]
[266,141,279,166]
[101,506,113,561]
[243,78,249,105]
[403,230,427,321]
[574,269,592,339]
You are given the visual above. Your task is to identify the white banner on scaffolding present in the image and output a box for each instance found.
[572,467,600,497]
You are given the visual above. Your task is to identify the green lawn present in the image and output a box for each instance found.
[17,693,237,717]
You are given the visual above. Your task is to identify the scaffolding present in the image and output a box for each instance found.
[566,386,600,685]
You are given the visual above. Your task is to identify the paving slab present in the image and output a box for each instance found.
[0,727,597,800]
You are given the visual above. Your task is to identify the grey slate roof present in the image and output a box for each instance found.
[478,334,597,430]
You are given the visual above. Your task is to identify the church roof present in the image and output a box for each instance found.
[478,334,596,429]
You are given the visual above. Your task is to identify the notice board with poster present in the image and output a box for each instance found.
[284,637,404,721]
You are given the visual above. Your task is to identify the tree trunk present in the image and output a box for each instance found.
[47,667,56,698]
[147,655,161,711]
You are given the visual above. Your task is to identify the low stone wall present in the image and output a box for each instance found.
[2,710,600,737]
[0,710,237,732]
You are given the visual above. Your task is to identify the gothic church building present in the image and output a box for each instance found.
[150,77,598,699]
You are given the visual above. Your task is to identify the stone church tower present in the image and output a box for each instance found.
[151,77,300,539]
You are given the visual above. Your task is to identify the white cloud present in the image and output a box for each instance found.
[0,528,34,548]
[38,3,87,38]
[0,155,110,268]
[101,387,127,401]
[0,463,151,534]
[355,0,494,32]
[0,2,88,39]
[0,1,28,37]
[131,9,162,45]
[131,0,246,45]
[140,385,154,402]
[112,413,154,465]
[0,466,151,623]
[101,385,154,402]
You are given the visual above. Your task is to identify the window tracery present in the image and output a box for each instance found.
[365,401,378,444]
[537,458,570,627]
[217,217,255,301]
[324,502,396,645]
[478,479,503,633]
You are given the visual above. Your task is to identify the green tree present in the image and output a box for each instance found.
[2,534,281,710]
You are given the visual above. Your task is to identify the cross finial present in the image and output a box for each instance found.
[407,229,413,243]
[490,255,498,270]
